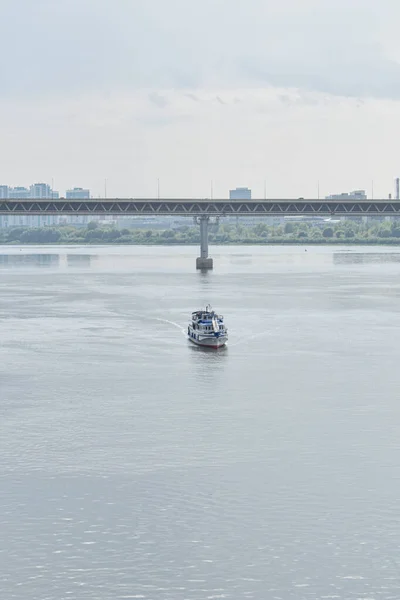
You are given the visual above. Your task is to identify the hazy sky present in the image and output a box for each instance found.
[1,0,400,198]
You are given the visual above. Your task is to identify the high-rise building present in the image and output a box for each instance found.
[229,187,252,200]
[325,190,367,222]
[0,187,16,227]
[66,187,90,199]
[0,185,9,198]
[8,187,31,199]
[0,183,61,227]
[64,188,91,225]
[29,184,59,225]
[325,190,367,200]
[1,183,60,199]
[30,183,59,199]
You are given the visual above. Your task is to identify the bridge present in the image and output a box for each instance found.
[1,197,399,269]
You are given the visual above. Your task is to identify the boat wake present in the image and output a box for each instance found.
[229,329,271,347]
[154,318,187,336]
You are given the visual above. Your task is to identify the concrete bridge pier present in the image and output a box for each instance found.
[196,215,213,270]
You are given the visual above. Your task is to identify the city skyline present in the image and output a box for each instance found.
[0,184,91,199]
[1,180,400,201]
[0,183,91,228]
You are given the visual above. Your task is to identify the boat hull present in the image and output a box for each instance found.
[188,334,227,349]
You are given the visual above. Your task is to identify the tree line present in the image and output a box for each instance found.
[2,218,400,245]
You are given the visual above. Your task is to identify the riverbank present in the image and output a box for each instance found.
[3,238,400,246]
[2,220,400,245]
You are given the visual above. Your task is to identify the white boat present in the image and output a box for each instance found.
[187,304,228,349]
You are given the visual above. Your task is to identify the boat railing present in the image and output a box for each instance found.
[192,317,223,322]
[196,326,227,334]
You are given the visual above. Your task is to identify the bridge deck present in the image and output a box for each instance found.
[0,198,400,216]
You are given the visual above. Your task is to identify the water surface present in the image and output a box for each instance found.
[1,245,400,599]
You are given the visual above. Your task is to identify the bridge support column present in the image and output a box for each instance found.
[196,216,213,270]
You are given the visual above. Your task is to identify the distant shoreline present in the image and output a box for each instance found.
[1,221,400,246]
[2,239,400,246]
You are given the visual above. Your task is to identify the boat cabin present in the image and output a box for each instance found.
[190,306,225,333]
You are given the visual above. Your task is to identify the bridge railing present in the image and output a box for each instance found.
[1,198,400,217]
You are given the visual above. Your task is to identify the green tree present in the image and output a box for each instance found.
[104,229,121,241]
[161,229,175,239]
[391,222,400,237]
[85,229,103,241]
[311,229,322,239]
[253,223,267,236]
[323,227,334,238]
[7,228,25,242]
[284,222,294,234]
[119,235,133,243]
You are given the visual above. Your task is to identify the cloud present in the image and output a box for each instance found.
[1,87,398,198]
[184,93,200,102]
[148,92,169,109]
[1,0,400,99]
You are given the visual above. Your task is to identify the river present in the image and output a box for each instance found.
[1,244,400,599]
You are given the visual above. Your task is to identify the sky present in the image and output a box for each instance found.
[0,0,400,198]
